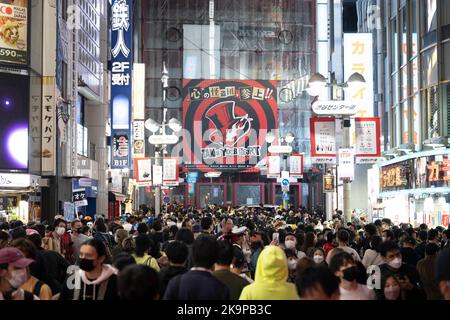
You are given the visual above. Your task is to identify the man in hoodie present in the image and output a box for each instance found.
[60,239,119,300]
[159,240,188,296]
[239,245,299,300]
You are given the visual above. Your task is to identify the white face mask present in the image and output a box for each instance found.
[288,259,297,271]
[56,227,65,236]
[285,240,296,250]
[8,269,28,289]
[313,255,324,264]
[177,223,182,229]
[387,257,402,269]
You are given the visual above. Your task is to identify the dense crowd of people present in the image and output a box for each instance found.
[1,204,450,301]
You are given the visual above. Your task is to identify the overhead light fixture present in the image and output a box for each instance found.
[205,172,222,178]
[168,118,182,132]
[265,131,276,144]
[346,72,366,87]
[284,133,295,144]
[145,118,160,133]
[306,73,327,97]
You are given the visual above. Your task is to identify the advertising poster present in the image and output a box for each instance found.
[310,118,336,164]
[267,155,281,178]
[355,117,381,164]
[0,0,28,65]
[182,79,278,172]
[338,148,355,181]
[153,165,163,186]
[289,154,303,177]
[323,174,335,193]
[110,0,133,169]
[0,72,29,171]
[134,158,152,184]
[112,131,130,168]
[163,157,179,185]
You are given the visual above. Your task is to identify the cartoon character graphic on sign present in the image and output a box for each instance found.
[205,101,253,148]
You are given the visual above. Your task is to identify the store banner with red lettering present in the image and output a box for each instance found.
[183,80,278,172]
[338,148,355,181]
[355,117,381,164]
[289,154,303,177]
[310,118,336,164]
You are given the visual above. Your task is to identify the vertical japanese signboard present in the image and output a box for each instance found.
[41,77,56,174]
[132,120,145,158]
[310,118,336,164]
[344,33,374,117]
[110,0,133,169]
[338,148,355,181]
[289,154,304,178]
[355,117,381,164]
[163,158,179,186]
[0,0,28,65]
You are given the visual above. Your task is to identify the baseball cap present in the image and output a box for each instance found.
[232,226,247,235]
[436,247,450,282]
[0,247,34,268]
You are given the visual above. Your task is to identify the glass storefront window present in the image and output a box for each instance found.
[412,94,421,146]
[199,185,225,208]
[392,72,399,104]
[411,57,419,93]
[421,46,438,87]
[401,65,408,100]
[424,86,439,139]
[400,8,408,66]
[422,0,437,47]
[394,105,401,146]
[236,185,262,206]
[402,101,409,144]
[392,18,399,72]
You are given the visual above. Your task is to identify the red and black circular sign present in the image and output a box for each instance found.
[182,79,278,172]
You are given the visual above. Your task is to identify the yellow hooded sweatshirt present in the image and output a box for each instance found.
[239,245,299,300]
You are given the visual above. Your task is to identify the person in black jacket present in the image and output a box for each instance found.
[378,241,425,300]
[159,240,188,296]
[27,233,69,294]
[60,239,119,300]
[163,234,229,300]
[401,236,420,267]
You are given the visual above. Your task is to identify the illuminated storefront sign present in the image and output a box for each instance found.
[110,0,133,169]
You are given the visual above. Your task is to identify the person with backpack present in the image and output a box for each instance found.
[11,238,53,300]
[132,234,160,272]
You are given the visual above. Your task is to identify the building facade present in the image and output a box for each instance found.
[134,0,318,209]
[369,0,450,227]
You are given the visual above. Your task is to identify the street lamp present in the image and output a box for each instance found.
[265,131,296,209]
[306,72,366,223]
[145,62,183,218]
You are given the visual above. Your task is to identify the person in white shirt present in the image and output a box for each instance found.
[329,251,376,300]
[326,229,361,265]
[284,233,306,259]
[362,235,384,269]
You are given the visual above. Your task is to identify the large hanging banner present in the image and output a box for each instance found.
[289,154,304,178]
[355,117,381,164]
[267,155,281,179]
[310,118,337,164]
[0,0,28,65]
[163,157,179,186]
[182,80,278,172]
[110,0,133,169]
[134,158,152,185]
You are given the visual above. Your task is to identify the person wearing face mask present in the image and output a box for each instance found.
[71,219,90,263]
[285,249,298,283]
[11,238,53,300]
[329,252,376,300]
[60,238,119,300]
[379,241,425,300]
[284,233,306,259]
[0,247,38,300]
[53,218,75,264]
[380,274,402,300]
[310,247,327,266]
